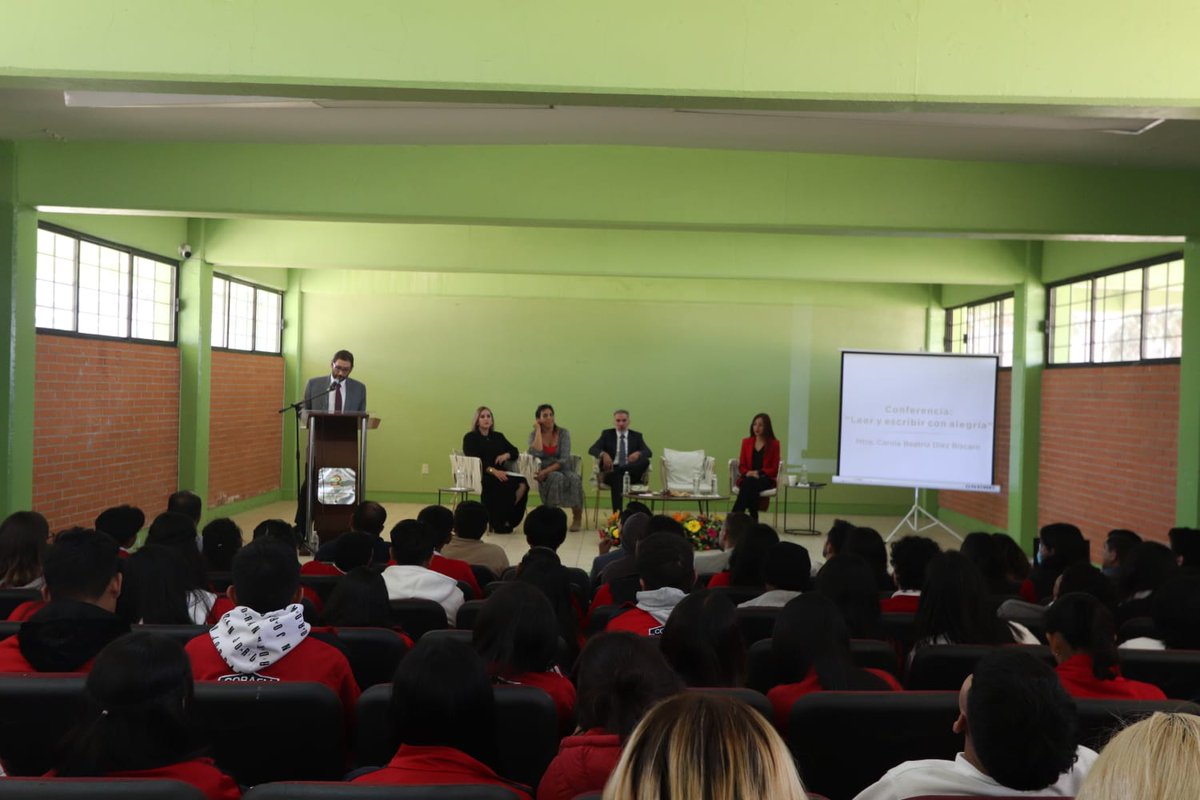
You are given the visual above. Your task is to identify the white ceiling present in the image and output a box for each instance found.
[2,88,1200,169]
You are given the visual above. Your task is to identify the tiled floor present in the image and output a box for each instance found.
[227,500,963,571]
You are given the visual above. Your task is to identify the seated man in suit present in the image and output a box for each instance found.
[588,409,652,514]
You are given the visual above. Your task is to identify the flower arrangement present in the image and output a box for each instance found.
[598,511,621,543]
[672,511,723,552]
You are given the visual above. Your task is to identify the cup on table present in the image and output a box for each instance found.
[787,474,798,486]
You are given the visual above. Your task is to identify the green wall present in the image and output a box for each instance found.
[39,212,187,261]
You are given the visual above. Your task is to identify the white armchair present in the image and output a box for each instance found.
[661,448,716,495]
[439,452,482,508]
[590,457,653,526]
[727,457,780,528]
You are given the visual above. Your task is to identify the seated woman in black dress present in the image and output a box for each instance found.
[463,406,529,533]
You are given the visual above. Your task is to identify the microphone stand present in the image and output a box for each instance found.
[279,383,339,550]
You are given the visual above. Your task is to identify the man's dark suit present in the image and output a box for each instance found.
[303,375,367,413]
[588,428,652,511]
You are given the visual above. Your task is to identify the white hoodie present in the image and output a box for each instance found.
[209,603,310,674]
[381,564,465,625]
[634,587,688,626]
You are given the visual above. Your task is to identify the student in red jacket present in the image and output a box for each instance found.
[51,631,240,800]
[606,533,695,637]
[537,632,682,800]
[767,593,901,728]
[353,636,531,799]
[1046,591,1166,700]
[0,529,128,673]
[185,538,361,721]
[881,534,941,614]
[473,582,576,733]
[730,412,781,521]
[418,505,483,598]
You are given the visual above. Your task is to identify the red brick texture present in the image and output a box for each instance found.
[940,370,1012,529]
[1038,364,1177,548]
[208,350,284,508]
[33,334,180,532]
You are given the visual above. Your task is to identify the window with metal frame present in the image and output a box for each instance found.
[1047,254,1183,365]
[35,224,177,343]
[944,294,1014,368]
[211,274,282,354]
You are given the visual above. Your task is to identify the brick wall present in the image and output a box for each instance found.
[1039,364,1178,548]
[208,350,284,508]
[33,334,180,532]
[940,369,1011,529]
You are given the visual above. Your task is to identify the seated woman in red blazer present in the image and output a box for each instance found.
[732,413,781,521]
[1046,591,1166,701]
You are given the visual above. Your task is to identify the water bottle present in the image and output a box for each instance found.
[622,471,631,498]
[454,469,464,489]
[798,463,808,486]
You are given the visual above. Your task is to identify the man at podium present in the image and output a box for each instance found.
[304,350,366,412]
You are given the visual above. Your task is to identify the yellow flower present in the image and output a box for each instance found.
[685,519,702,533]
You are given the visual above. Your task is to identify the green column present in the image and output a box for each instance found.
[0,143,36,516]
[177,218,212,506]
[1007,242,1045,550]
[1176,241,1200,525]
[280,268,302,496]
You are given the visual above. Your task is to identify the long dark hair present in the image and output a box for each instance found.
[815,553,883,640]
[748,413,776,440]
[321,567,391,628]
[55,632,200,776]
[772,593,890,690]
[0,511,49,588]
[473,582,560,676]
[660,590,745,687]
[516,547,580,662]
[116,545,198,625]
[574,633,681,737]
[728,524,780,588]
[916,552,1015,645]
[1045,592,1120,680]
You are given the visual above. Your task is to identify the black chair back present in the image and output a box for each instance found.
[585,604,627,636]
[709,586,765,605]
[191,681,346,785]
[334,626,409,689]
[1119,649,1200,701]
[388,598,448,639]
[299,575,344,602]
[0,588,40,620]
[0,779,204,800]
[745,638,900,694]
[455,599,487,630]
[735,605,779,646]
[1075,697,1200,751]
[470,565,500,590]
[0,620,19,640]
[133,624,208,648]
[244,783,524,800]
[787,691,961,800]
[1118,616,1158,643]
[906,644,1054,691]
[0,675,87,776]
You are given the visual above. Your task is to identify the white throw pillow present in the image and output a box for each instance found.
[663,448,706,493]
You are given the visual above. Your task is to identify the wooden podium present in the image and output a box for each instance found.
[301,411,380,546]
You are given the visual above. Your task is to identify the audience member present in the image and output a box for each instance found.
[315,501,391,564]
[302,530,376,576]
[592,502,652,580]
[0,529,128,672]
[146,511,224,621]
[200,518,242,573]
[1115,540,1178,623]
[709,522,778,588]
[117,544,229,625]
[185,538,360,714]
[822,518,855,561]
[167,490,202,526]
[1023,522,1089,602]
[524,505,569,553]
[738,541,811,608]
[958,531,1018,596]
[538,633,681,800]
[251,518,294,543]
[1044,592,1165,700]
[659,589,745,687]
[882,535,941,613]
[352,636,531,798]
[0,510,49,589]
[596,512,652,594]
[1057,561,1119,612]
[814,553,884,640]
[380,519,465,625]
[516,547,583,659]
[1169,527,1200,571]
[768,593,901,727]
[1121,574,1200,650]
[992,531,1032,587]
[606,533,694,636]
[854,650,1096,799]
[843,526,891,591]
[916,551,1038,650]
[473,582,576,731]
[320,566,392,629]
[1102,528,1142,577]
[603,692,807,800]
[1076,712,1200,800]
[694,511,751,577]
[418,504,483,597]
[94,504,144,556]
[442,500,510,576]
[592,513,683,613]
[52,632,240,799]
